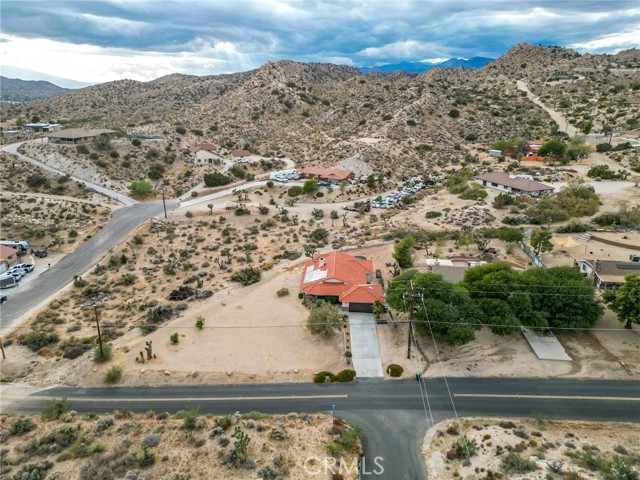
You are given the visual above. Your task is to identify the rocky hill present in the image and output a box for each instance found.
[2,43,638,177]
[0,76,72,103]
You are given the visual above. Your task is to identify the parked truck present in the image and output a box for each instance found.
[0,274,17,289]
[343,199,371,213]
[1,240,29,252]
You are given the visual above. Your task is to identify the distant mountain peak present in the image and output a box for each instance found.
[359,56,493,74]
[0,76,72,103]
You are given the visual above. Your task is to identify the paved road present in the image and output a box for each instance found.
[0,200,178,333]
[4,378,638,479]
[2,141,138,205]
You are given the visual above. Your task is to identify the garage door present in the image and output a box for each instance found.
[348,302,373,313]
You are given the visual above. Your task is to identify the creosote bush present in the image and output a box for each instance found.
[104,365,123,384]
[93,343,113,363]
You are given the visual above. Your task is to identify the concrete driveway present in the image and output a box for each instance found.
[348,312,384,378]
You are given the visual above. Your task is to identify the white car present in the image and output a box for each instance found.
[13,263,34,273]
[6,270,22,281]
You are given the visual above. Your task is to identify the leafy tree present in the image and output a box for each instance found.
[330,210,339,220]
[566,135,593,160]
[538,139,566,158]
[302,178,319,196]
[491,138,519,156]
[498,228,524,245]
[530,229,553,256]
[520,267,603,329]
[93,134,112,151]
[366,174,376,189]
[387,270,482,345]
[603,274,640,329]
[204,172,231,187]
[581,119,593,135]
[128,180,154,199]
[392,235,415,268]
[307,301,342,335]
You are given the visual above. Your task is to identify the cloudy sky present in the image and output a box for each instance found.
[1,0,639,87]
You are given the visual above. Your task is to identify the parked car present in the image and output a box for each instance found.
[13,263,34,273]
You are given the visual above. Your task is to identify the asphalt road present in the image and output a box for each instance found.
[0,199,178,332]
[4,378,638,479]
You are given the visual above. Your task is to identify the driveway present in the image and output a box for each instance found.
[348,312,384,378]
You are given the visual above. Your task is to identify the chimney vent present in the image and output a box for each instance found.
[319,257,325,267]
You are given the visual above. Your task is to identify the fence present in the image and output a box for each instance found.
[519,241,545,267]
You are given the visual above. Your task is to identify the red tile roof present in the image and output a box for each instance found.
[300,251,384,304]
[300,166,353,181]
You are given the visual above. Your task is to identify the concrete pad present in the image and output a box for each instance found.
[348,312,384,378]
[521,327,572,361]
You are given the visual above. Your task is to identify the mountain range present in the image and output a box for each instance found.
[358,57,494,74]
[0,76,72,103]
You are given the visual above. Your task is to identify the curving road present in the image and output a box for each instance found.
[3,378,638,479]
[2,141,138,205]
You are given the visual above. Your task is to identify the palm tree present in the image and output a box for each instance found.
[372,300,385,320]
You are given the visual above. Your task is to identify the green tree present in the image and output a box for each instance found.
[538,139,567,159]
[307,301,342,335]
[566,135,593,161]
[366,175,376,189]
[392,235,415,269]
[498,228,524,245]
[309,227,329,243]
[581,119,593,135]
[302,178,319,196]
[530,229,553,256]
[603,274,640,329]
[387,270,482,345]
[93,134,112,151]
[128,180,154,199]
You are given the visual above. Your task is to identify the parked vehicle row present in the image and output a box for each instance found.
[0,262,35,288]
[371,176,443,209]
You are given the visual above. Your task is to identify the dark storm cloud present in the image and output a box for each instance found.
[2,0,639,74]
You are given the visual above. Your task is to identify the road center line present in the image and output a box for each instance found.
[454,393,640,402]
[21,394,349,403]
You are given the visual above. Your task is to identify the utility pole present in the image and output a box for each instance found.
[405,281,421,359]
[161,188,167,219]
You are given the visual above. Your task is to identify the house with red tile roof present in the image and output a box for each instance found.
[299,166,354,184]
[300,251,384,312]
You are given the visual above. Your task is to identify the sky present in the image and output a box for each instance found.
[1,0,639,87]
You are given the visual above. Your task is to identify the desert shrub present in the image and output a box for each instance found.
[425,211,442,219]
[22,425,79,455]
[104,366,122,384]
[10,461,53,480]
[134,446,156,467]
[500,452,539,474]
[203,172,231,187]
[334,369,356,382]
[230,267,261,286]
[313,371,335,383]
[339,426,361,451]
[176,408,200,429]
[18,331,59,352]
[241,411,269,420]
[449,108,460,118]
[587,165,622,180]
[131,138,141,147]
[92,344,112,363]
[458,183,488,200]
[556,221,588,233]
[276,287,290,297]
[175,126,187,135]
[287,186,302,197]
[195,316,205,329]
[387,364,404,377]
[41,397,72,421]
[493,193,517,209]
[26,174,49,189]
[307,301,342,335]
[76,144,90,155]
[449,436,478,459]
[596,143,612,152]
[170,333,179,344]
[9,418,35,436]
[215,415,233,430]
[309,227,329,243]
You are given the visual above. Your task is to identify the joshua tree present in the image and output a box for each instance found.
[207,203,213,215]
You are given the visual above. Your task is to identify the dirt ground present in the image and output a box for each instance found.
[424,417,640,480]
[0,411,360,480]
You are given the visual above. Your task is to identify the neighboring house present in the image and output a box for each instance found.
[23,122,62,133]
[230,149,252,158]
[527,140,543,153]
[46,128,115,144]
[300,251,384,312]
[0,245,19,268]
[474,172,554,197]
[189,144,221,164]
[426,258,487,282]
[299,166,355,184]
[573,258,640,289]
